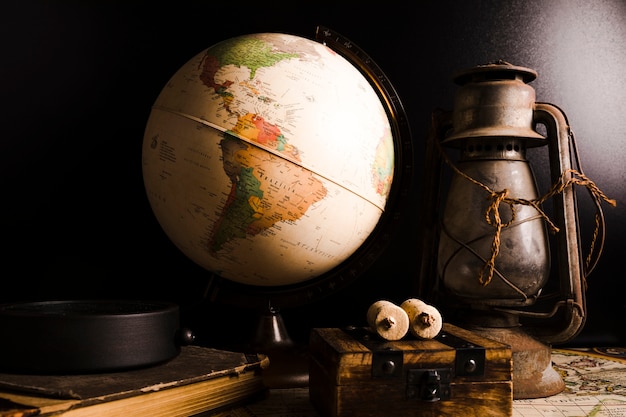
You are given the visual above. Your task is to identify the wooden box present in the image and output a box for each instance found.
[309,323,512,417]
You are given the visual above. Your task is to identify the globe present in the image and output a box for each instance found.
[142,30,409,298]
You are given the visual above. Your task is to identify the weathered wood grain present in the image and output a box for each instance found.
[309,323,512,417]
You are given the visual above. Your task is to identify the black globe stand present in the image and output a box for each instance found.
[251,305,309,388]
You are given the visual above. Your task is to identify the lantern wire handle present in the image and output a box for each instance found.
[552,128,615,278]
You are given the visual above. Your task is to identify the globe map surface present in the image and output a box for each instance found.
[142,32,396,288]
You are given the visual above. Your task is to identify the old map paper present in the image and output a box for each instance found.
[513,348,626,417]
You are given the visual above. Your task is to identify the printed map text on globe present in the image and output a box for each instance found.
[142,33,395,286]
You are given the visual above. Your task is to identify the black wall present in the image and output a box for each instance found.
[3,1,625,348]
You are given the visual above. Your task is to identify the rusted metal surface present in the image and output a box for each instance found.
[471,326,564,399]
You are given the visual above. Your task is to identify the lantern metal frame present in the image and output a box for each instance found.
[415,62,613,399]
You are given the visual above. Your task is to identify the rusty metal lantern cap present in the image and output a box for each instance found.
[452,60,538,85]
[443,61,546,147]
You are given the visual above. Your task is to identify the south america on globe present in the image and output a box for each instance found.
[142,32,395,287]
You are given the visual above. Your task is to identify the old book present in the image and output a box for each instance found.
[0,345,269,417]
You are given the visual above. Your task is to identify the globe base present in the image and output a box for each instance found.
[251,309,309,388]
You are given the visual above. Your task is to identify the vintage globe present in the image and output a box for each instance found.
[142,31,406,292]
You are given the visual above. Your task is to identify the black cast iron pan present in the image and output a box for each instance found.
[0,300,190,373]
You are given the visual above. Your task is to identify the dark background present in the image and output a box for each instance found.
[2,1,625,349]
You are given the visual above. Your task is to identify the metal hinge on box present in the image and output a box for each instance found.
[437,330,486,377]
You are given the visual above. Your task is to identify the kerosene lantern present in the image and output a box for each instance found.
[417,61,615,399]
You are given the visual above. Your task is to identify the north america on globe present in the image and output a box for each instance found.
[142,32,396,286]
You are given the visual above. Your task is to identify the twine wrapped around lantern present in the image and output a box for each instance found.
[436,137,616,288]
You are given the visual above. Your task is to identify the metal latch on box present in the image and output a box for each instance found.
[407,368,452,401]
